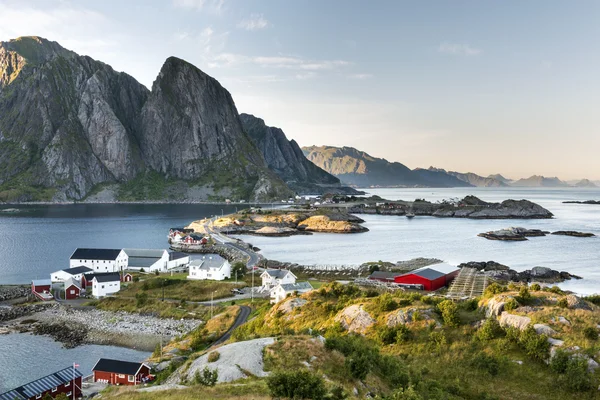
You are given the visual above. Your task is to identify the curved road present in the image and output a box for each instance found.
[203,218,262,268]
[211,304,251,347]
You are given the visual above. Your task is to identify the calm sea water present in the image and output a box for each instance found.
[0,203,241,284]
[235,187,600,295]
[0,333,150,392]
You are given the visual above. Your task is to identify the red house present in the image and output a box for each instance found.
[92,358,152,385]
[31,279,53,301]
[121,273,133,283]
[183,234,207,245]
[64,278,81,300]
[394,263,460,291]
[0,366,82,400]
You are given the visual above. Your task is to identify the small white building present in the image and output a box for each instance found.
[51,266,93,283]
[261,269,297,289]
[91,272,121,298]
[270,282,313,303]
[70,249,128,273]
[187,255,231,281]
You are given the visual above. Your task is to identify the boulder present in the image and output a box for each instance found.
[386,308,435,327]
[551,316,571,326]
[499,312,531,331]
[335,304,375,334]
[485,297,506,318]
[277,298,307,314]
[565,295,592,311]
[533,324,557,336]
[548,338,565,347]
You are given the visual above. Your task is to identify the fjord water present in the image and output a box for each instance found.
[0,333,150,392]
[237,187,600,295]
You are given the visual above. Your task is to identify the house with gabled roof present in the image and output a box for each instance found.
[270,281,313,303]
[64,277,82,300]
[0,366,82,400]
[92,358,152,385]
[90,272,121,298]
[51,266,93,283]
[123,248,169,272]
[261,269,297,289]
[187,255,231,281]
[393,262,459,291]
[70,248,128,273]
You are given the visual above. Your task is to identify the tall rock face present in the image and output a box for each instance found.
[0,36,149,200]
[302,145,472,188]
[427,168,508,187]
[240,114,359,194]
[0,37,291,202]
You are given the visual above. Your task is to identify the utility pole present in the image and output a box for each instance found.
[251,265,254,303]
[210,290,216,319]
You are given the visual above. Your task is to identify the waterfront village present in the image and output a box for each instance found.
[1,203,600,400]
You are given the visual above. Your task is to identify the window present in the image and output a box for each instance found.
[102,285,105,289]
[128,375,135,382]
[70,290,75,295]
[67,392,72,397]
[65,382,70,387]
[52,387,57,392]
[118,374,125,378]
[36,395,42,399]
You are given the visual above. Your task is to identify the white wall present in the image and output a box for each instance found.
[261,271,296,288]
[188,260,231,281]
[70,250,128,273]
[167,255,190,270]
[51,270,86,283]
[92,280,121,298]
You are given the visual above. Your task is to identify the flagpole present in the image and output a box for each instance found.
[72,362,75,400]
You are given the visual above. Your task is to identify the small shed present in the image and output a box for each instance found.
[92,358,151,385]
[121,273,133,283]
[394,263,459,291]
[64,278,82,300]
[31,279,53,301]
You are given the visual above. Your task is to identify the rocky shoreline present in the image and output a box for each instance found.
[478,227,595,241]
[458,261,582,283]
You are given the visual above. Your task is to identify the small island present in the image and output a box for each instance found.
[478,228,595,241]
[563,200,600,205]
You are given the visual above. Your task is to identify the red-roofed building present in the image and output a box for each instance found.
[394,263,459,291]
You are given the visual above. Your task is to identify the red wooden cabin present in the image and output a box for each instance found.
[92,358,152,385]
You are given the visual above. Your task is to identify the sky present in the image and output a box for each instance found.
[1,0,599,180]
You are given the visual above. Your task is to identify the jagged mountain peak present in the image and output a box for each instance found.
[1,36,75,64]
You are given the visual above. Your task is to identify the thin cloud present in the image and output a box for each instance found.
[438,42,482,56]
[237,13,269,31]
[173,0,226,14]
[207,52,351,71]
[347,73,373,80]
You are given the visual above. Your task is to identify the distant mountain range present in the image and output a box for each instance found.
[301,145,598,189]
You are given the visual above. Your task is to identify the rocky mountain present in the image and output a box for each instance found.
[510,175,569,188]
[0,36,291,202]
[302,145,471,188]
[488,174,513,185]
[239,114,359,194]
[427,168,508,187]
[573,179,597,188]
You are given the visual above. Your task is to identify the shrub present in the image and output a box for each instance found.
[518,286,532,302]
[585,294,600,306]
[470,352,500,376]
[396,325,411,343]
[562,357,593,392]
[194,366,218,386]
[437,300,459,327]
[207,351,220,362]
[519,327,550,361]
[549,349,570,373]
[485,283,506,296]
[557,298,569,308]
[504,298,519,311]
[505,327,521,343]
[461,298,479,311]
[267,370,327,400]
[530,283,541,291]
[152,343,162,358]
[388,385,423,400]
[378,293,399,312]
[368,264,380,274]
[583,326,598,341]
[378,354,410,387]
[397,298,412,307]
[135,292,149,307]
[346,352,373,380]
[428,331,447,353]
[377,326,399,345]
[476,318,504,341]
[154,270,160,276]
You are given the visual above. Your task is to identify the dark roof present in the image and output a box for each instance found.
[62,266,93,275]
[403,268,446,280]
[187,233,205,240]
[169,251,188,261]
[171,227,193,232]
[91,272,121,283]
[369,271,402,281]
[71,248,122,261]
[0,366,82,400]
[92,358,147,375]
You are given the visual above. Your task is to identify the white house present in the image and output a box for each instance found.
[187,255,231,281]
[261,269,297,289]
[124,248,169,272]
[91,272,121,298]
[51,266,93,283]
[270,282,313,303]
[70,249,128,273]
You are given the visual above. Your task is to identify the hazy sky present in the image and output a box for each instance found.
[1,0,599,180]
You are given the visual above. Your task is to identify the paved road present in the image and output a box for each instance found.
[203,217,262,269]
[211,304,251,347]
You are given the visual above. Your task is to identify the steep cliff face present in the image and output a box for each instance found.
[302,145,471,188]
[240,114,360,194]
[0,37,291,202]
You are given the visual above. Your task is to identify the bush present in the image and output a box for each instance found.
[476,318,504,341]
[485,283,506,296]
[549,349,570,373]
[396,325,411,343]
[519,327,550,361]
[470,352,500,376]
[530,283,541,291]
[584,294,600,306]
[267,370,327,400]
[397,298,412,307]
[583,326,598,341]
[231,262,246,279]
[428,331,447,353]
[518,286,532,302]
[194,367,218,386]
[562,357,593,392]
[154,270,160,276]
[135,292,149,307]
[378,293,399,312]
[376,325,411,345]
[461,298,479,311]
[557,298,569,308]
[504,298,519,311]
[346,352,373,380]
[437,300,459,327]
[207,351,220,362]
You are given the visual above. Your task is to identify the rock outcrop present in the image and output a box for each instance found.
[0,36,292,202]
[334,304,375,334]
[499,312,531,330]
[458,261,582,283]
[478,227,548,241]
[551,231,595,238]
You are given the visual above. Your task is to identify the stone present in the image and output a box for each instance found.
[485,297,506,318]
[335,304,376,334]
[499,312,531,331]
[565,295,592,311]
[548,338,565,347]
[551,316,571,325]
[534,324,557,336]
[277,298,307,314]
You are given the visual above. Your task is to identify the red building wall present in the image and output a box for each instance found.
[93,366,150,385]
[65,285,80,300]
[394,274,448,291]
[26,376,82,400]
[32,284,51,293]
